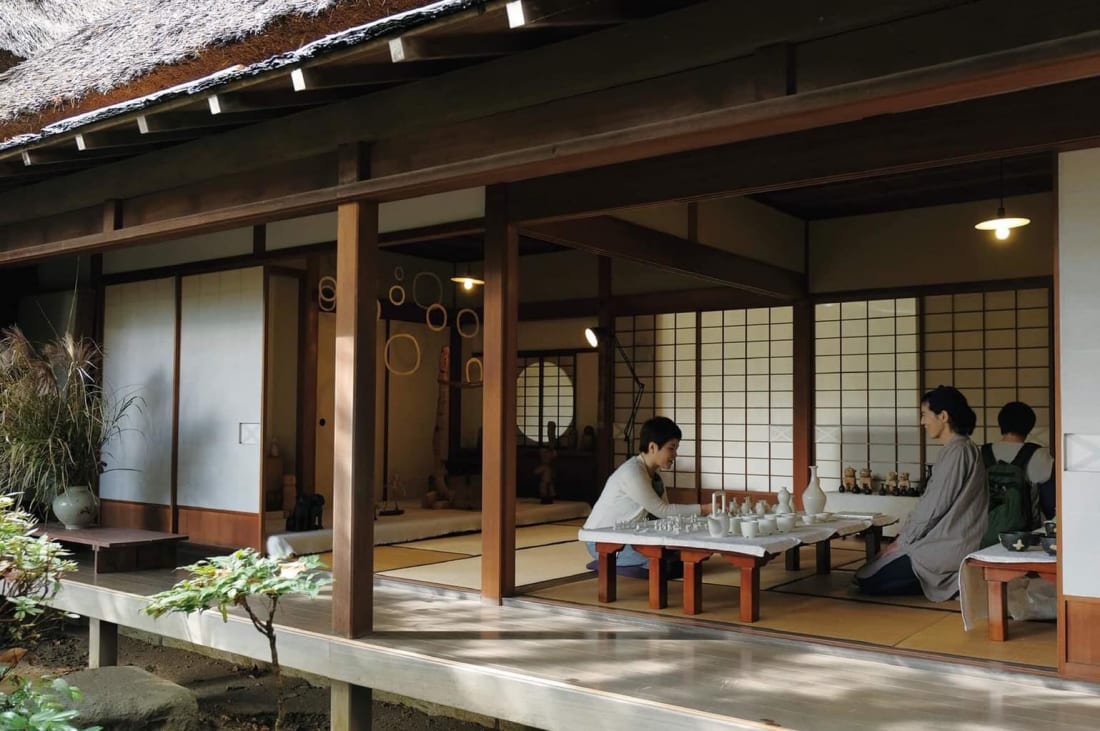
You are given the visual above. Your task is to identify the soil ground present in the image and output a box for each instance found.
[20,623,516,730]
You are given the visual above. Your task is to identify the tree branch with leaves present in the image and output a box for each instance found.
[143,549,331,731]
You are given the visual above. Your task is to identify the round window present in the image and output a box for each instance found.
[516,361,574,444]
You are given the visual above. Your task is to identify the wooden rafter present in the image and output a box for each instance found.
[75,128,198,151]
[289,60,468,91]
[208,88,360,115]
[505,0,674,29]
[388,29,571,62]
[137,109,274,133]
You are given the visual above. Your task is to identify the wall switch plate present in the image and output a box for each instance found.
[239,422,260,445]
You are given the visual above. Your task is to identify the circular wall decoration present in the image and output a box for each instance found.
[425,303,448,332]
[383,333,421,376]
[376,299,381,321]
[456,308,480,339]
[393,265,405,282]
[318,276,337,312]
[412,271,443,309]
[464,356,483,384]
[388,284,406,306]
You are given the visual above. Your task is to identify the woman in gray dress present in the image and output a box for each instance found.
[855,386,988,601]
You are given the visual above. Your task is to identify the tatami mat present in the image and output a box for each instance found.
[897,612,1057,667]
[528,577,949,646]
[771,570,963,613]
[395,523,582,555]
[318,545,468,572]
[381,541,593,589]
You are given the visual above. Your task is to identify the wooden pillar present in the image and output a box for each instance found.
[792,299,814,508]
[596,256,613,483]
[481,185,519,602]
[88,619,118,669]
[331,680,372,731]
[332,143,377,638]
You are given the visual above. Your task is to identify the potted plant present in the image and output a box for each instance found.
[0,326,139,528]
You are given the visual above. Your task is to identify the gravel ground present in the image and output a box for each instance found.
[20,625,509,730]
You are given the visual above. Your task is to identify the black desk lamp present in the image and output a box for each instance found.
[585,327,645,457]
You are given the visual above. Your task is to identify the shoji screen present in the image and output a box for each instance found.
[177,268,264,513]
[814,299,921,490]
[922,287,1051,462]
[100,278,176,506]
[615,305,795,496]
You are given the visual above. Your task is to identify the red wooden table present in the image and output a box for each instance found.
[966,556,1057,641]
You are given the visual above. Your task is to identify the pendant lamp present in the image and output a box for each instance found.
[975,159,1030,241]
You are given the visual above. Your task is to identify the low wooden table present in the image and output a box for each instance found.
[33,525,188,574]
[966,553,1057,641]
[583,518,870,622]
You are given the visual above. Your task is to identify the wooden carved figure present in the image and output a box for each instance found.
[841,465,857,493]
[859,467,873,495]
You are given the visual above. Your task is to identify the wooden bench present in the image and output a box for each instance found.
[33,525,188,574]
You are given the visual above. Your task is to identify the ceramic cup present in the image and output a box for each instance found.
[802,513,817,525]
[760,516,778,535]
[728,517,741,536]
[741,520,758,539]
[776,515,796,532]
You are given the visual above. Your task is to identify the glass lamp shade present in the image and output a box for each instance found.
[975,206,1030,240]
[449,275,485,291]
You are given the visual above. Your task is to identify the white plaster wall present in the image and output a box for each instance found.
[103,228,253,274]
[100,278,176,505]
[1057,149,1100,597]
[177,268,264,512]
[810,193,1053,292]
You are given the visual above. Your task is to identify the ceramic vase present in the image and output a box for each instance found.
[52,485,97,530]
[802,465,827,515]
[775,487,792,514]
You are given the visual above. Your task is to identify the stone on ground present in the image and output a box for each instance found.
[57,665,200,731]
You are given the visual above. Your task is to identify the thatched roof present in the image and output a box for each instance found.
[0,0,473,146]
[0,1,126,59]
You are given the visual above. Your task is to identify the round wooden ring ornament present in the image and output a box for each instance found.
[393,265,405,282]
[383,333,421,376]
[376,299,381,320]
[412,271,443,309]
[464,356,483,384]
[425,303,448,332]
[456,308,480,339]
[318,276,337,312]
[388,284,406,306]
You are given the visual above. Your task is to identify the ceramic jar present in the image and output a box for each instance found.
[802,465,827,516]
[52,485,97,530]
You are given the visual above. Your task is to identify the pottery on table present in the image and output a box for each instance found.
[776,515,796,532]
[760,516,778,535]
[999,531,1039,552]
[775,487,793,514]
[1041,535,1057,556]
[741,520,759,539]
[802,465,827,515]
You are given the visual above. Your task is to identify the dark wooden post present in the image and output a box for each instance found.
[330,143,377,730]
[596,256,613,483]
[481,184,519,602]
[792,299,814,508]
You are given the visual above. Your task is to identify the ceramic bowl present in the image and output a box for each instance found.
[999,531,1039,552]
[1041,535,1057,556]
[814,512,833,522]
[1043,520,1057,537]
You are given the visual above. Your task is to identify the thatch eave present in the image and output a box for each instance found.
[0,0,483,153]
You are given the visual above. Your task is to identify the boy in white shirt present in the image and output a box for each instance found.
[583,417,707,571]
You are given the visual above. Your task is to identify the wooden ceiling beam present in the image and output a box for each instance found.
[20,146,141,167]
[289,60,469,91]
[521,215,804,298]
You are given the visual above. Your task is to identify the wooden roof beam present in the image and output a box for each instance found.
[76,127,198,151]
[520,215,804,298]
[20,146,138,167]
[505,0,657,29]
[388,30,565,62]
[208,88,358,115]
[137,109,273,134]
[289,60,468,91]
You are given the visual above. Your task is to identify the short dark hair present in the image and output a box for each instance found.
[922,385,977,436]
[998,401,1036,436]
[638,416,681,453]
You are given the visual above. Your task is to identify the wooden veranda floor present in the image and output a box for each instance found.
[53,558,1100,731]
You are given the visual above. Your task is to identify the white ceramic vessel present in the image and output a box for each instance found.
[802,465,827,516]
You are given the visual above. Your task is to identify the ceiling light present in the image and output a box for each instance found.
[975,160,1030,241]
[449,275,485,291]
